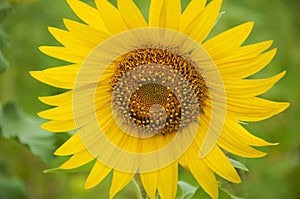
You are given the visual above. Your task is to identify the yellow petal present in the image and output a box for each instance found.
[48,27,94,55]
[190,162,218,199]
[224,97,290,122]
[218,133,267,158]
[66,0,108,32]
[225,71,286,97]
[63,19,109,46]
[157,162,178,199]
[95,0,128,35]
[85,161,112,189]
[30,65,79,89]
[217,48,277,78]
[118,0,147,29]
[222,119,277,147]
[38,89,109,122]
[203,146,241,183]
[41,119,76,132]
[99,116,131,147]
[203,22,254,59]
[60,150,94,169]
[30,70,73,89]
[38,105,73,120]
[180,0,207,31]
[105,127,139,153]
[181,0,222,43]
[220,40,273,62]
[140,172,158,199]
[38,91,73,106]
[39,46,84,64]
[159,0,181,30]
[109,170,135,199]
[39,102,102,124]
[54,133,86,156]
[148,0,164,27]
[180,147,218,199]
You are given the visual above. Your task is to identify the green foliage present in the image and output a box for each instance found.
[0,157,27,199]
[0,49,8,73]
[0,25,9,72]
[0,1,10,73]
[0,1,11,18]
[191,187,235,199]
[0,103,56,163]
[229,158,249,172]
[0,177,27,199]
[176,181,197,199]
[44,160,96,174]
[176,181,238,199]
[0,178,26,199]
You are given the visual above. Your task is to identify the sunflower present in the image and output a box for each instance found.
[30,0,289,198]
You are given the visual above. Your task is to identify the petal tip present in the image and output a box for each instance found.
[270,142,279,146]
[38,46,48,54]
[47,26,54,33]
[53,145,71,156]
[40,122,50,130]
[247,21,254,27]
[29,71,41,80]
[280,102,291,112]
[38,96,48,104]
[84,181,96,190]
[230,171,242,184]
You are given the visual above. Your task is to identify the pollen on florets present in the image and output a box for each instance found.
[111,48,208,135]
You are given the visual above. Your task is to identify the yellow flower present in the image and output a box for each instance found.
[30,0,289,198]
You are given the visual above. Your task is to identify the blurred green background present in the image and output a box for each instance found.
[0,0,299,198]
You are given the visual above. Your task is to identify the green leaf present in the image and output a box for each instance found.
[0,9,10,73]
[0,1,11,22]
[0,156,27,199]
[229,158,249,172]
[0,1,10,12]
[44,159,96,174]
[218,188,235,199]
[190,186,236,199]
[0,176,27,199]
[0,102,56,163]
[0,27,10,48]
[176,181,197,199]
[190,186,211,199]
[176,169,243,199]
[215,11,226,25]
[0,50,8,73]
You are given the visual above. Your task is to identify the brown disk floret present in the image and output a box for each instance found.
[111,48,208,135]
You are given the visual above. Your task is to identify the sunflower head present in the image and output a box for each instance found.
[30,0,289,198]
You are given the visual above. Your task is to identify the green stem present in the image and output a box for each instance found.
[132,174,148,199]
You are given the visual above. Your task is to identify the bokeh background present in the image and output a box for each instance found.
[0,0,299,198]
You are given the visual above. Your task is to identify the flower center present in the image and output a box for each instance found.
[111,48,208,135]
[128,83,181,134]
